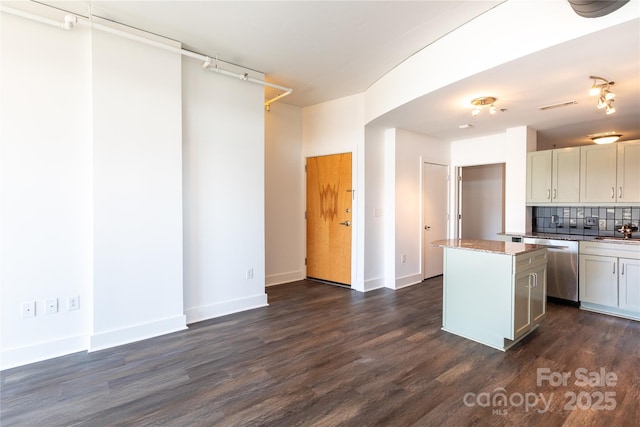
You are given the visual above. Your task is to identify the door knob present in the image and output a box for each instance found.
[339,221,351,227]
[425,225,431,230]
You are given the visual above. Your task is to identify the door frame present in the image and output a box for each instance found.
[421,161,449,280]
[455,163,505,239]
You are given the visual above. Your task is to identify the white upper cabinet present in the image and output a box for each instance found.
[526,150,552,203]
[580,140,640,203]
[526,147,580,204]
[552,147,581,203]
[528,140,639,205]
[617,140,640,203]
[580,144,618,203]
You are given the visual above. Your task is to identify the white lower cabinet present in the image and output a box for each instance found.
[513,263,546,339]
[579,241,640,321]
[619,258,640,312]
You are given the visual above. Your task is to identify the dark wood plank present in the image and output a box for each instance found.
[2,278,639,426]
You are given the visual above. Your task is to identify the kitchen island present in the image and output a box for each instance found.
[431,239,548,351]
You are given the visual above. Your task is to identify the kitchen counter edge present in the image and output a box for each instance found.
[430,239,548,256]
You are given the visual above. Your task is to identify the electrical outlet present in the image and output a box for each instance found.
[246,268,254,279]
[68,296,80,311]
[45,298,58,315]
[22,301,36,318]
[401,254,407,263]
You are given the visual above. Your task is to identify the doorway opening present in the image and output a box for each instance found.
[457,163,505,240]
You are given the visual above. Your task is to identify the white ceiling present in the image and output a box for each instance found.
[30,1,640,149]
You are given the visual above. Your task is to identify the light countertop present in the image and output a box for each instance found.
[431,239,547,256]
[499,232,640,245]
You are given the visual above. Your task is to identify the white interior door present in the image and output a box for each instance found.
[423,163,448,279]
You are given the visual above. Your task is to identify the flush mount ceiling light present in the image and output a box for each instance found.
[589,76,616,115]
[589,132,622,145]
[470,96,498,117]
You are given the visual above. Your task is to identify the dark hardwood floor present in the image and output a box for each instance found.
[2,278,639,426]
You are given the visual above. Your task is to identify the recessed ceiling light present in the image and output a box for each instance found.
[459,124,472,129]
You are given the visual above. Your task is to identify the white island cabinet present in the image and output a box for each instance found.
[431,240,547,351]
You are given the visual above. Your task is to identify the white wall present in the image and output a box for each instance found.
[363,126,386,291]
[182,57,268,323]
[265,103,305,286]
[1,6,268,369]
[1,12,92,368]
[302,94,366,291]
[90,25,186,351]
[386,129,450,289]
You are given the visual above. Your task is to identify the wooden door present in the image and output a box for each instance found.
[423,163,448,279]
[306,153,352,285]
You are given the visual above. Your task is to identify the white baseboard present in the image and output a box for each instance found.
[89,314,187,352]
[1,334,88,371]
[266,270,304,287]
[363,277,385,292]
[184,293,268,324]
[393,273,423,290]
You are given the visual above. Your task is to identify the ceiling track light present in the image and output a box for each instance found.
[470,96,498,117]
[589,75,616,114]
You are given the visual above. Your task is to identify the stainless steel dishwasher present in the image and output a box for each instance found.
[523,237,579,303]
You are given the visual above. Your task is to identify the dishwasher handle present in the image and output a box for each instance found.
[523,238,577,252]
[543,245,570,250]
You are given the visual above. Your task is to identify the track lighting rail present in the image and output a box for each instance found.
[1,5,293,108]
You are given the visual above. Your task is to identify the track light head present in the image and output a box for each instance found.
[603,89,615,100]
[606,102,616,115]
[588,76,617,115]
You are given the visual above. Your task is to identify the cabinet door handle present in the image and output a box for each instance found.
[618,186,623,199]
[547,189,551,200]
[611,187,615,199]
[621,263,624,275]
[553,189,557,199]
[613,262,616,274]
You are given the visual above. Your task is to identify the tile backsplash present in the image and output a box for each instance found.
[532,206,640,237]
